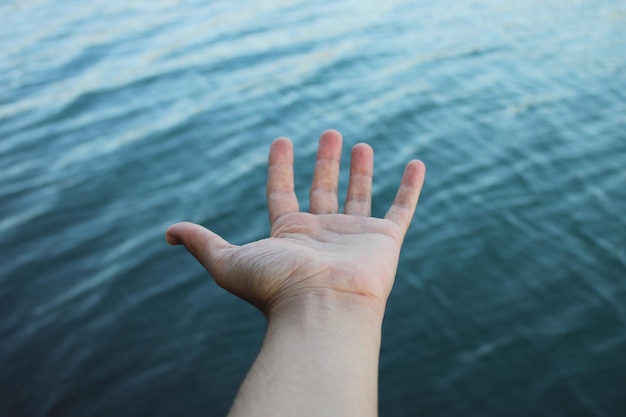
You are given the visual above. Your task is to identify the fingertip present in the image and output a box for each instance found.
[165,221,205,245]
[165,221,232,254]
[349,142,374,177]
[272,136,292,147]
[319,129,343,149]
[409,159,426,171]
[316,129,343,161]
[404,160,426,186]
[164,221,234,281]
[165,233,181,245]
[352,142,374,156]
[269,137,294,165]
[165,222,187,245]
[321,129,342,139]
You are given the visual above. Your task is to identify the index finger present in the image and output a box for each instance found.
[267,137,299,225]
[384,160,426,233]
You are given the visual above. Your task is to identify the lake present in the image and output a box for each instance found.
[1,0,625,416]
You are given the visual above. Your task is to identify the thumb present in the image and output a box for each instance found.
[166,221,234,280]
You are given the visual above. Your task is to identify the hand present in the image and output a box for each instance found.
[166,130,425,318]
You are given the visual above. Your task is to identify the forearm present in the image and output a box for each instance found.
[227,293,385,417]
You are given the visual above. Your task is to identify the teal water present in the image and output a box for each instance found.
[1,1,625,416]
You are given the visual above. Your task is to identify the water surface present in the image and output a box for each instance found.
[1,0,625,416]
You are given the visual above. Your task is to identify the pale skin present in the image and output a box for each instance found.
[166,129,426,417]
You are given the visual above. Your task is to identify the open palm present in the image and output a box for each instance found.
[166,130,425,316]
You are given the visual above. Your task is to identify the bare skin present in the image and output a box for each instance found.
[166,129,425,417]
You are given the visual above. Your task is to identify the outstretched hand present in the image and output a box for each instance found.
[166,130,425,317]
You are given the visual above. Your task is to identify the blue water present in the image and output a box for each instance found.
[1,0,625,416]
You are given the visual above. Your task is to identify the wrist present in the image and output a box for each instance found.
[231,289,385,417]
[264,291,384,414]
[265,289,387,327]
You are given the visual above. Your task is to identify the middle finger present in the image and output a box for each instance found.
[310,130,343,214]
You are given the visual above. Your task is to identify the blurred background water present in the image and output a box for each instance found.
[1,0,625,416]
